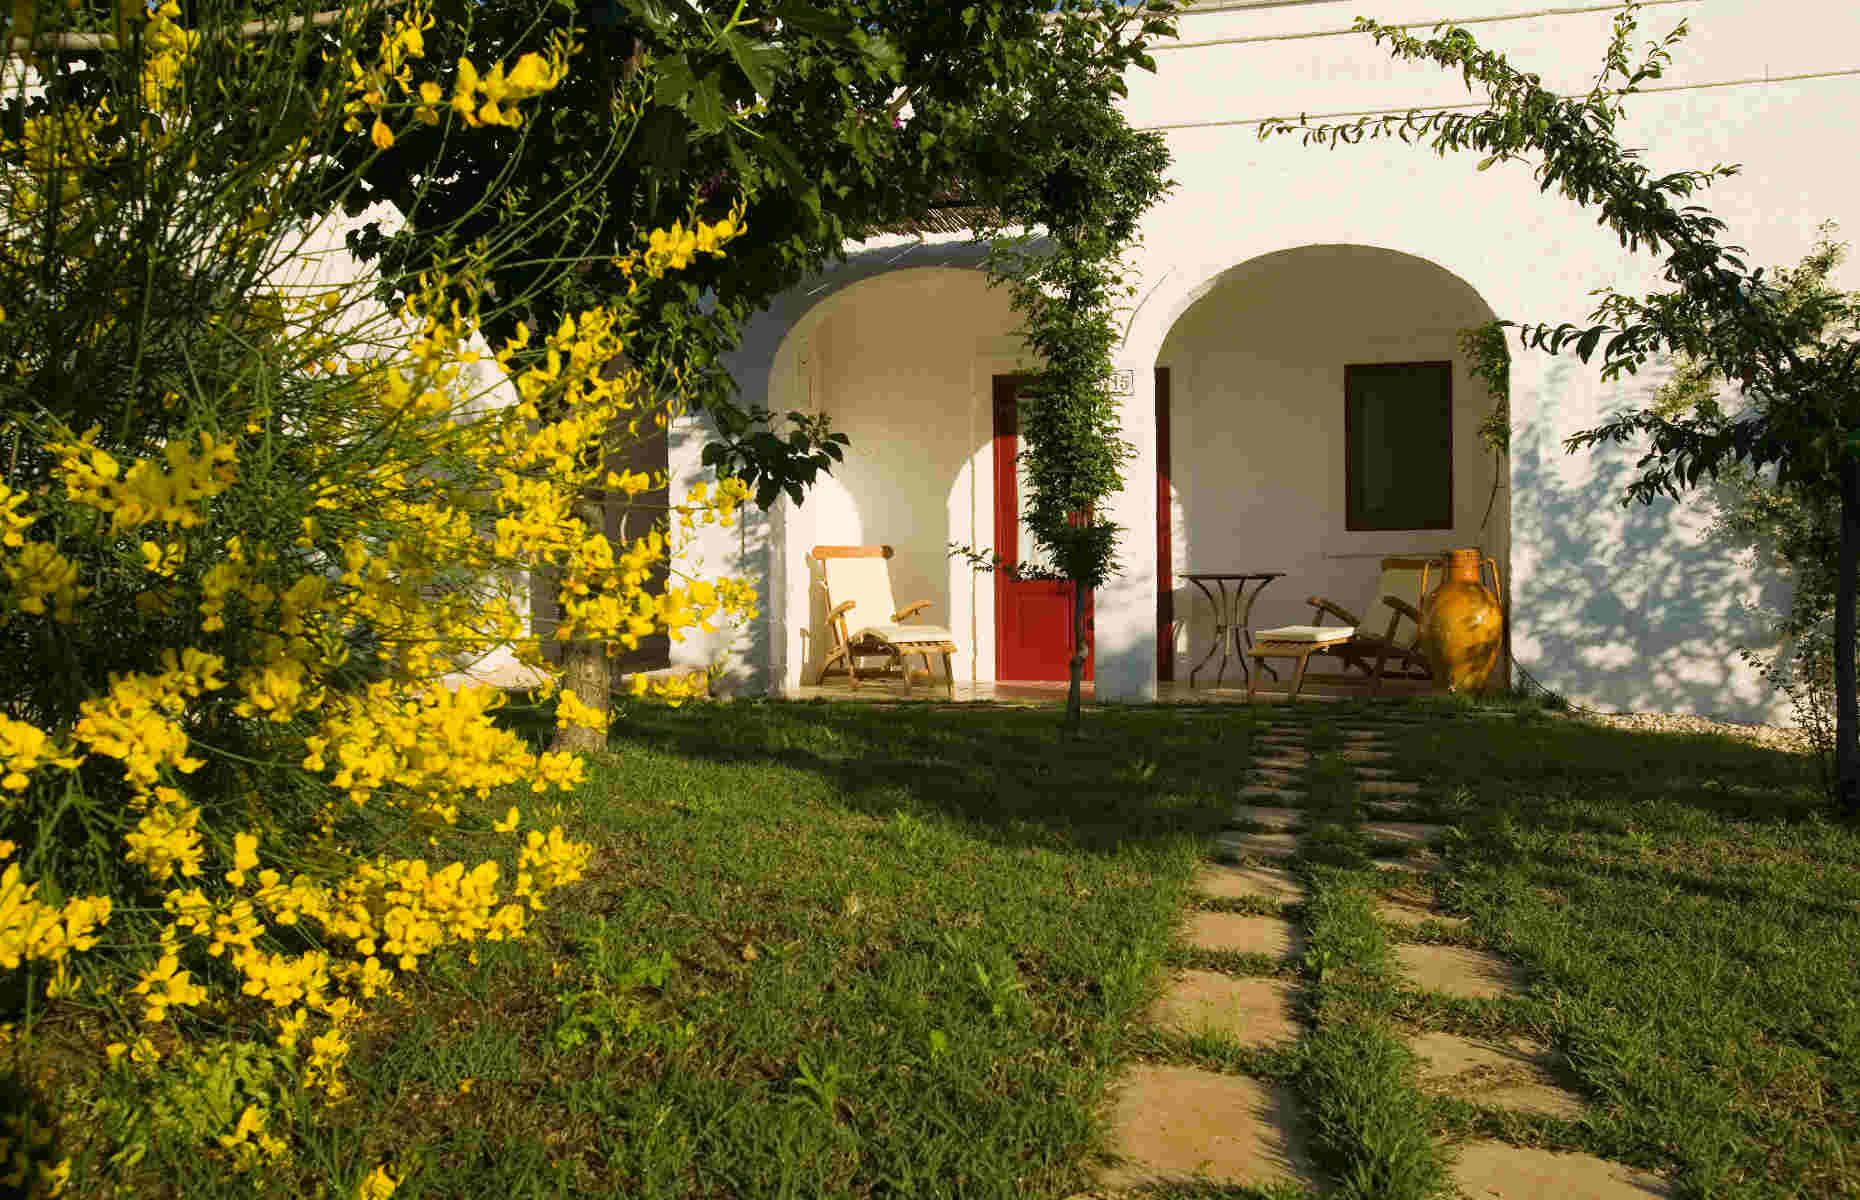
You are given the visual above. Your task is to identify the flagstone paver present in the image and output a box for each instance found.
[1409,1031,1586,1118]
[1229,805,1303,830]
[1148,970,1300,1045]
[1237,786,1304,803]
[1395,944,1525,1000]
[1254,754,1311,770]
[1096,1065,1319,1192]
[1353,765,1400,779]
[1362,821,1446,845]
[1450,1141,1672,1198]
[1184,911,1300,959]
[1377,901,1466,930]
[1194,863,1304,903]
[1251,768,1302,787]
[1360,779,1423,796]
[1216,831,1300,860]
[1338,749,1392,764]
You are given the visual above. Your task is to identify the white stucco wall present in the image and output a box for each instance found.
[688,0,1860,721]
[273,202,542,688]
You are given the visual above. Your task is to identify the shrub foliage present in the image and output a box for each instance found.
[1,0,754,1189]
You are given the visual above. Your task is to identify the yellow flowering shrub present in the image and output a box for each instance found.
[0,0,759,1189]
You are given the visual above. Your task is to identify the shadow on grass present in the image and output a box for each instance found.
[594,699,1268,856]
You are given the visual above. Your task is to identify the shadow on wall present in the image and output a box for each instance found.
[668,416,778,697]
[1512,407,1792,725]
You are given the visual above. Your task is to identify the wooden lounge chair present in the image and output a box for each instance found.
[1247,556,1442,702]
[809,545,958,698]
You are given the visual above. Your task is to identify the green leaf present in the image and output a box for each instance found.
[771,0,853,37]
[719,31,788,99]
[755,131,819,217]
[654,53,696,110]
[634,105,689,175]
[619,0,677,34]
[688,72,728,134]
[861,34,904,80]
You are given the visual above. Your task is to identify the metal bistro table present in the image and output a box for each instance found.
[1181,571,1285,689]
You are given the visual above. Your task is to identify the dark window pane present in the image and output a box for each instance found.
[1345,362,1453,531]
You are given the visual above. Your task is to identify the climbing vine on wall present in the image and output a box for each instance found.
[1458,319,1512,540]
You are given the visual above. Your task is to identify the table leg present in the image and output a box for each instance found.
[1187,577,1224,688]
[1214,577,1237,689]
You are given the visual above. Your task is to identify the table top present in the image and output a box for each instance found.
[1179,571,1285,581]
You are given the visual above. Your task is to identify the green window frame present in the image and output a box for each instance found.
[1344,361,1454,532]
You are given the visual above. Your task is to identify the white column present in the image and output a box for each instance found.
[1095,365,1159,703]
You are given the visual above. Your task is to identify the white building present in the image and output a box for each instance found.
[665,0,1858,725]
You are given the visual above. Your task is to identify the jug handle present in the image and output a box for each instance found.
[1480,555,1502,608]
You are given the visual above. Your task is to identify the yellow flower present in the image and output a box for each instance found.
[358,1163,397,1199]
[501,53,560,99]
[226,832,260,887]
[370,118,394,150]
[132,951,206,1022]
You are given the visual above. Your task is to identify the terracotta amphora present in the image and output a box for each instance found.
[1418,549,1504,693]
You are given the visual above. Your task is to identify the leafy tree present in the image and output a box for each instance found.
[966,16,1171,735]
[279,0,1180,742]
[1649,225,1860,785]
[1263,3,1860,816]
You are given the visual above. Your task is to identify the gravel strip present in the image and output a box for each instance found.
[1555,710,1813,755]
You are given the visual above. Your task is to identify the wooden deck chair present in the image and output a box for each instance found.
[1250,556,1441,701]
[809,545,958,698]
[1305,556,1442,687]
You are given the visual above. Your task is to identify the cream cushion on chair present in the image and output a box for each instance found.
[821,556,896,624]
[819,555,954,642]
[1255,624,1356,644]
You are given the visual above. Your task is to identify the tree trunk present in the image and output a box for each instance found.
[1838,457,1860,818]
[551,637,610,755]
[1065,582,1086,738]
[549,492,611,755]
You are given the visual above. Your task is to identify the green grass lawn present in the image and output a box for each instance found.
[43,696,1859,1198]
[225,702,1244,1199]
[1368,709,1859,1198]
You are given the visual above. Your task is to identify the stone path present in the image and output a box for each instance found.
[1086,710,1668,1199]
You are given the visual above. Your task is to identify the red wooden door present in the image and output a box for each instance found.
[992,376,1093,682]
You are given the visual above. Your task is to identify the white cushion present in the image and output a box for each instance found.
[822,557,899,624]
[853,623,956,646]
[1255,624,1356,644]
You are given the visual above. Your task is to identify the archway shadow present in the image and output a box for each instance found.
[606,700,1259,856]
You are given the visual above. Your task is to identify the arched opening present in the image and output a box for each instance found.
[1154,243,1509,691]
[764,266,1029,692]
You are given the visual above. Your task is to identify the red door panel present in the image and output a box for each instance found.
[992,376,1093,682]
